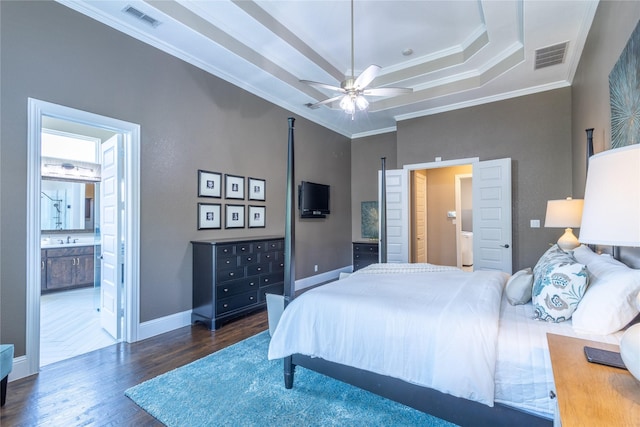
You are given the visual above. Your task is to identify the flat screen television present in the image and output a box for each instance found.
[299,181,330,218]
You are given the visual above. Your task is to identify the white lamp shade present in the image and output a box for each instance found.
[544,198,584,228]
[579,144,640,246]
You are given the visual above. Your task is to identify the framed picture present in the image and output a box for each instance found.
[225,204,245,228]
[198,170,222,198]
[248,177,266,201]
[197,203,221,229]
[225,174,245,199]
[248,205,266,228]
[361,201,379,239]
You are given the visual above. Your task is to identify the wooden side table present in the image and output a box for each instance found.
[547,333,640,426]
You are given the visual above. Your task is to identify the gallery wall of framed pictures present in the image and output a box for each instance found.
[197,169,266,230]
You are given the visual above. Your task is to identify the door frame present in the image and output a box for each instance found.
[455,173,473,268]
[404,158,478,263]
[26,98,140,376]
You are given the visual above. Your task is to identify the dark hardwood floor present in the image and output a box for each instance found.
[0,310,269,426]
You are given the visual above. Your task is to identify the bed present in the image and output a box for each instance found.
[270,118,640,427]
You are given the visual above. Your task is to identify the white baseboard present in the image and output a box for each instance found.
[295,265,352,291]
[137,309,192,341]
[8,355,30,382]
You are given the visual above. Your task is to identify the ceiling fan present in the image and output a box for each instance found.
[301,0,412,118]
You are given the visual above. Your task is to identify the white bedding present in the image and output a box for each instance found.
[268,264,509,407]
[494,294,621,419]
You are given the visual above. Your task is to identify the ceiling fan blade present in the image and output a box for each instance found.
[306,95,344,109]
[300,80,346,93]
[353,65,381,89]
[363,87,413,97]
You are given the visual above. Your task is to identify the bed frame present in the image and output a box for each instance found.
[280,119,638,427]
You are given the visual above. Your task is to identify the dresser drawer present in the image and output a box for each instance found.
[235,242,252,254]
[265,240,283,251]
[216,266,244,283]
[218,255,238,268]
[239,253,258,266]
[217,291,258,314]
[260,273,282,287]
[353,243,378,254]
[271,259,285,272]
[253,241,268,252]
[262,251,278,262]
[216,244,236,257]
[353,260,375,271]
[216,277,259,298]
[46,245,94,257]
[247,263,269,276]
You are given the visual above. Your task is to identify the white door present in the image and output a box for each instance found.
[472,158,512,273]
[379,169,409,263]
[100,134,122,339]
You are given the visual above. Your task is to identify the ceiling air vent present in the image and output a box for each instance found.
[122,5,161,28]
[534,42,568,70]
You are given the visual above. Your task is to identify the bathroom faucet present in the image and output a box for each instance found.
[67,236,71,244]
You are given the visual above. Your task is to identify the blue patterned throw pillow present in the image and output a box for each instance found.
[532,245,588,322]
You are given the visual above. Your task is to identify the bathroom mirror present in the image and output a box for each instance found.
[41,178,99,232]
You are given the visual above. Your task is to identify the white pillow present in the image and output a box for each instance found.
[573,245,601,266]
[572,255,640,335]
[505,268,533,305]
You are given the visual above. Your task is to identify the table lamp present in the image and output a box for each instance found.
[578,143,640,381]
[544,198,584,251]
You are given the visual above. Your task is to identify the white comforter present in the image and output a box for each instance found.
[268,264,509,406]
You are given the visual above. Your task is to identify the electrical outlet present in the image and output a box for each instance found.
[314,264,318,272]
[530,219,540,228]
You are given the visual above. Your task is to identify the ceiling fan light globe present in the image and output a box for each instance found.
[355,95,369,111]
[340,95,355,114]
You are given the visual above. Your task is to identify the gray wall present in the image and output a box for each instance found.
[0,1,350,356]
[571,3,640,196]
[396,89,572,271]
[350,133,397,241]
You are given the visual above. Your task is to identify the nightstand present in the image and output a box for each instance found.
[547,333,640,426]
[352,241,379,271]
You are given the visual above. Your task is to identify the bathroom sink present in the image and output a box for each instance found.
[41,237,101,248]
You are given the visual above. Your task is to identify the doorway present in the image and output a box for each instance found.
[410,164,473,267]
[39,119,118,366]
[381,157,512,272]
[26,98,141,376]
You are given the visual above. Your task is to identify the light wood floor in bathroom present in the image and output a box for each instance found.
[40,287,117,366]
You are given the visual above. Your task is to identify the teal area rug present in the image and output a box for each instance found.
[125,331,458,427]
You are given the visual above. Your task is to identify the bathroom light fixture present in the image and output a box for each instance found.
[41,157,101,182]
[544,197,584,251]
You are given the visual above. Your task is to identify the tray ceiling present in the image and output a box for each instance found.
[58,0,599,138]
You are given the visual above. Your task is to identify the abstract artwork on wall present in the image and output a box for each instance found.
[361,201,379,239]
[609,20,639,149]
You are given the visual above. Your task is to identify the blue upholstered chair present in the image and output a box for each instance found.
[0,344,14,406]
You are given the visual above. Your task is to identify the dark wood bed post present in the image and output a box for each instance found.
[380,157,387,263]
[586,128,594,169]
[284,117,296,389]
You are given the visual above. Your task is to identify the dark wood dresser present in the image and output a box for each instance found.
[191,236,284,330]
[352,241,379,271]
